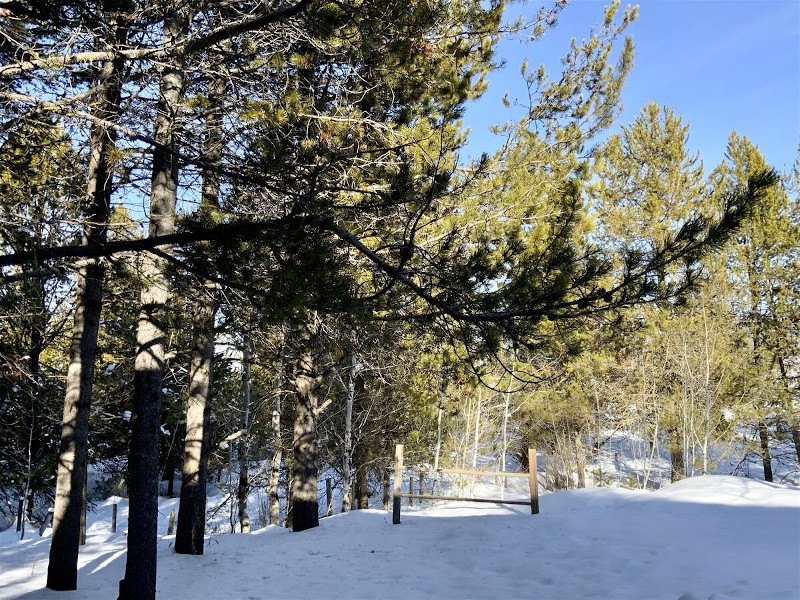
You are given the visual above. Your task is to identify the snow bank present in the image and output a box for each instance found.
[1,475,797,599]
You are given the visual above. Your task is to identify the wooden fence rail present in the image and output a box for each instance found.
[391,444,539,524]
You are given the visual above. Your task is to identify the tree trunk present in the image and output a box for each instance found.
[291,315,323,532]
[460,395,472,470]
[47,35,124,590]
[501,387,510,485]
[164,456,177,498]
[284,470,293,530]
[777,357,800,464]
[356,462,369,509]
[352,440,370,510]
[434,392,443,496]
[670,443,685,483]
[119,7,189,598]
[472,389,481,469]
[791,424,800,467]
[268,341,285,525]
[382,467,390,510]
[758,421,773,482]
[237,331,253,533]
[341,352,355,512]
[80,461,87,546]
[575,433,586,489]
[174,286,217,553]
[20,280,46,532]
[434,399,443,472]
[269,391,282,526]
[175,60,223,547]
[175,52,225,545]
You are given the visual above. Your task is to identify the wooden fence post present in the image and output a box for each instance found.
[409,476,414,506]
[167,509,176,535]
[326,478,333,517]
[392,444,403,524]
[111,503,118,533]
[529,448,539,515]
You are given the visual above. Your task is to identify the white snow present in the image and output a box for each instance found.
[1,475,798,600]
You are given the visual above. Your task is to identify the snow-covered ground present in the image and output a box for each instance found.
[1,475,798,600]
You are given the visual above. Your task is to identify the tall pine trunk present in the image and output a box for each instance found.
[174,286,217,553]
[341,352,355,512]
[237,331,252,533]
[758,420,773,482]
[119,6,189,598]
[574,433,586,488]
[670,443,685,483]
[269,339,284,526]
[355,461,369,509]
[269,391,283,525]
[47,35,123,591]
[291,314,323,532]
[175,66,225,556]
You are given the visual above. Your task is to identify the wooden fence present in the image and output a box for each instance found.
[391,444,539,524]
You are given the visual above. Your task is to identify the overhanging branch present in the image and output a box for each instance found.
[0,219,279,268]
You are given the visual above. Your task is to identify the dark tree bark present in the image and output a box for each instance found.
[237,331,252,533]
[46,268,102,590]
[46,30,124,590]
[165,465,176,498]
[355,462,369,509]
[670,443,685,483]
[284,471,293,530]
[758,421,773,482]
[119,5,190,598]
[80,461,87,546]
[291,314,323,532]
[351,439,369,509]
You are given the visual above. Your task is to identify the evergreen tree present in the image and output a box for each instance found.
[711,133,799,481]
[0,120,80,529]
[47,14,128,589]
[594,102,709,480]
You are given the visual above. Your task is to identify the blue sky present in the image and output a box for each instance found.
[464,0,800,173]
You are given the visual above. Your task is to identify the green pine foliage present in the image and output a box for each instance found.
[0,0,794,547]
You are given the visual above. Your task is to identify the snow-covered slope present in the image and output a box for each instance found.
[1,475,798,600]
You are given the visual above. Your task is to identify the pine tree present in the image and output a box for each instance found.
[594,102,709,481]
[46,17,128,589]
[711,133,799,481]
[0,120,80,536]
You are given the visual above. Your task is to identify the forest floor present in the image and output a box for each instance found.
[1,474,798,600]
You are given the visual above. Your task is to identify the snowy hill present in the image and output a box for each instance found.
[1,475,798,600]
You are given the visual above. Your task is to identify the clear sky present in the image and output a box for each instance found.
[464,0,800,174]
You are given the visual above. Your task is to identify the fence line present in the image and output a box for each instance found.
[391,444,539,524]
